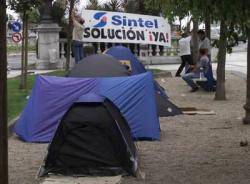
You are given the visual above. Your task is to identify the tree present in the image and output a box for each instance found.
[102,0,123,12]
[125,0,159,15]
[85,0,102,10]
[28,8,40,24]
[210,0,246,100]
[65,0,80,71]
[9,0,41,89]
[0,0,8,183]
[146,0,201,63]
[51,0,67,25]
[243,29,250,124]
[147,0,248,100]
[7,14,14,21]
[236,0,250,123]
[214,18,227,100]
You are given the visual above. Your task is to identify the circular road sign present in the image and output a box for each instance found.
[12,33,22,43]
[12,21,22,32]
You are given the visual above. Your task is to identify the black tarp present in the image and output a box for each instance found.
[39,100,138,177]
[155,92,183,117]
[68,54,130,77]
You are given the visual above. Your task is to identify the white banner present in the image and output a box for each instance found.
[81,10,171,47]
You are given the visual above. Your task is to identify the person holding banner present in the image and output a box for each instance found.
[71,10,85,64]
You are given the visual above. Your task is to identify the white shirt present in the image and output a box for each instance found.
[199,37,211,55]
[179,36,191,56]
[72,20,84,41]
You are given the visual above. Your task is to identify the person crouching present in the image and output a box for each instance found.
[182,48,210,92]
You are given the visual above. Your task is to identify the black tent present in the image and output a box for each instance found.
[68,54,130,77]
[38,94,138,177]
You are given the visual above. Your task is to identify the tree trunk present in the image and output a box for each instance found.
[0,0,9,183]
[215,18,227,100]
[205,12,211,61]
[205,12,211,40]
[19,12,26,89]
[138,0,145,14]
[65,0,75,71]
[192,18,199,64]
[179,19,182,32]
[243,28,250,124]
[24,13,29,89]
[186,18,192,33]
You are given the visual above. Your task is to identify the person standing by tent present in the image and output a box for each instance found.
[198,30,211,60]
[175,32,194,77]
[71,10,85,64]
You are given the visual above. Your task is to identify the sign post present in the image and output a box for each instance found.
[11,21,22,33]
[12,32,22,43]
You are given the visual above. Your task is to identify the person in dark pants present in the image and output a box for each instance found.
[71,10,85,64]
[176,33,194,77]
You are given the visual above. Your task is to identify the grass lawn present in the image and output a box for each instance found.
[7,45,36,53]
[8,70,67,121]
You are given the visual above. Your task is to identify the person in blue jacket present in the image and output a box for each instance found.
[182,48,211,92]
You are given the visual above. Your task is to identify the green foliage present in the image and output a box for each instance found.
[7,44,36,53]
[124,0,158,15]
[102,0,123,12]
[211,0,250,51]
[146,0,249,49]
[86,0,102,10]
[51,0,67,25]
[145,0,191,23]
[9,0,41,13]
[28,8,40,23]
[7,14,14,21]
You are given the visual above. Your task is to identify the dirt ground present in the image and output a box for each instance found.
[9,72,250,184]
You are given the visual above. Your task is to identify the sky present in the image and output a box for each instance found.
[7,0,110,19]
[80,0,109,7]
[7,0,193,28]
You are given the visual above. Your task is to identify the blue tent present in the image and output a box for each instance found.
[14,72,160,142]
[105,46,147,75]
[105,46,167,98]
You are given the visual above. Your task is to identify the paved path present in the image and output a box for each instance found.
[7,43,247,78]
[7,70,56,79]
[149,49,247,75]
[8,53,36,69]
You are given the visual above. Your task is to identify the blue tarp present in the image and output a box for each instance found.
[105,46,168,98]
[77,93,105,103]
[15,72,160,142]
[105,46,147,75]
